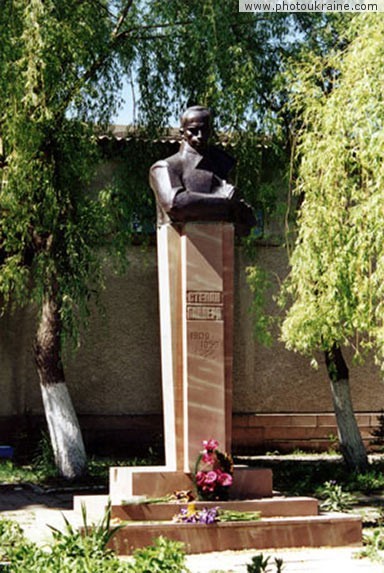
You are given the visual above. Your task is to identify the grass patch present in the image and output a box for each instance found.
[0,460,42,485]
[0,518,25,561]
[0,452,161,489]
[357,528,384,564]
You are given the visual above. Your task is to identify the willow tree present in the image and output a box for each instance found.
[281,15,384,471]
[0,0,137,479]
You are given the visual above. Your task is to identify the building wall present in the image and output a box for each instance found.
[1,243,383,453]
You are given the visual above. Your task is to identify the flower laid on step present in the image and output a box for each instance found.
[194,439,233,501]
[173,504,261,524]
[173,489,196,502]
[173,503,219,524]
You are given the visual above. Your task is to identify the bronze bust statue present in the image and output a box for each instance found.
[149,105,255,236]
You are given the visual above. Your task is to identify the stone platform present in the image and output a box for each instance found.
[108,465,273,500]
[107,512,362,555]
[73,489,362,555]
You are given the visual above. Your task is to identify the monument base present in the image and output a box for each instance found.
[108,465,273,502]
[107,513,362,555]
[73,492,362,555]
[73,466,362,556]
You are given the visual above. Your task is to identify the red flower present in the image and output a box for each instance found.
[217,472,233,487]
[195,471,206,486]
[203,439,219,452]
[204,471,218,484]
[201,452,215,465]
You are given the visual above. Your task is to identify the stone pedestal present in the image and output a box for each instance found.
[158,222,234,472]
[109,221,272,501]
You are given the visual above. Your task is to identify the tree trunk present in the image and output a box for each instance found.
[324,345,368,472]
[34,292,87,479]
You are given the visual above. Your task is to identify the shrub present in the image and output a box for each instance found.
[0,511,189,572]
[128,536,189,573]
[0,518,25,561]
[1,504,130,572]
[246,553,284,572]
[316,480,356,512]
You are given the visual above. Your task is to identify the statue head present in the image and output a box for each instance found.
[180,105,211,153]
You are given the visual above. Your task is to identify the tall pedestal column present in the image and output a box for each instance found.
[180,223,233,471]
[153,221,233,471]
[109,221,272,500]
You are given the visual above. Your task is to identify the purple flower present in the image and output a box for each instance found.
[199,507,219,524]
[176,506,199,523]
[174,505,220,525]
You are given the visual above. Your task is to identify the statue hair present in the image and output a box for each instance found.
[180,105,212,127]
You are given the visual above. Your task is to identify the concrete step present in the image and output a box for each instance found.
[74,494,319,521]
[74,494,362,556]
[109,466,273,500]
[110,496,319,521]
[107,513,362,555]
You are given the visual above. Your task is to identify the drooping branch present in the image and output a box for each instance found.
[54,0,135,119]
[89,0,116,18]
[121,32,184,42]
[113,19,192,40]
[55,3,190,120]
[112,0,134,38]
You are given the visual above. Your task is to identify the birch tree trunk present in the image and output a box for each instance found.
[34,292,87,479]
[325,345,368,472]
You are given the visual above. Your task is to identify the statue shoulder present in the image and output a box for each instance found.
[150,159,169,172]
[150,150,183,174]
[163,150,184,174]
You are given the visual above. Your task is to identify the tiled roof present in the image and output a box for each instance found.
[98,125,182,144]
[98,125,270,148]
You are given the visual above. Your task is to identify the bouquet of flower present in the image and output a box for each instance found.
[194,439,233,501]
[173,503,261,524]
[173,503,219,524]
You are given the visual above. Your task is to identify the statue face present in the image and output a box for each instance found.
[182,112,210,152]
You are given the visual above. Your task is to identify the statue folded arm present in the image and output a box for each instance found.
[150,160,237,225]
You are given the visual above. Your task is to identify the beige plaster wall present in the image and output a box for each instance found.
[1,244,384,419]
[233,246,384,413]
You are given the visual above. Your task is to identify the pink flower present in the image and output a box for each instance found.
[201,452,215,465]
[204,470,218,484]
[217,472,233,487]
[195,471,206,486]
[203,439,219,452]
[195,440,233,500]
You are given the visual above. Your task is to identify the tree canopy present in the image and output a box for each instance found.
[121,6,347,231]
[0,0,137,346]
[281,15,384,367]
[133,3,340,134]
